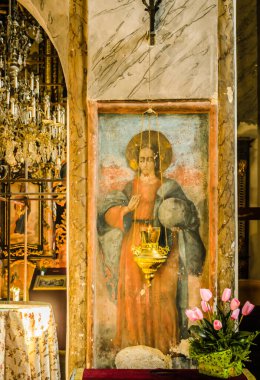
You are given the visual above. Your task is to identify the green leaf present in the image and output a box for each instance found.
[188,325,201,336]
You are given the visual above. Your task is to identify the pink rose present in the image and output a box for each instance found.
[185,307,203,322]
[230,298,240,311]
[200,289,212,302]
[242,301,255,316]
[221,288,231,302]
[231,308,240,320]
[201,300,211,312]
[213,320,222,330]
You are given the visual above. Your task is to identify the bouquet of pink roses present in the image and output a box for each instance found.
[186,288,259,367]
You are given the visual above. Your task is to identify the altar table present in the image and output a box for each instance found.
[0,301,60,380]
[81,369,253,380]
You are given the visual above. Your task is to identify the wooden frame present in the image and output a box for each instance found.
[1,179,44,257]
[33,274,66,290]
[0,166,67,260]
[87,100,218,367]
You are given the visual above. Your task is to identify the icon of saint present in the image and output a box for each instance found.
[98,130,206,353]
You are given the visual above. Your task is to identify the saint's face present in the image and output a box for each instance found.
[138,147,155,176]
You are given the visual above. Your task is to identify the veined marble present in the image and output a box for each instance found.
[88,0,217,100]
[217,0,236,295]
[67,0,88,376]
[237,0,258,125]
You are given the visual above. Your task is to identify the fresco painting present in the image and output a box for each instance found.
[94,112,209,367]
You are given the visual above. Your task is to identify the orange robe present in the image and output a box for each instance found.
[105,177,179,353]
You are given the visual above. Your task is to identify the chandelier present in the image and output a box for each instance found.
[0,0,66,178]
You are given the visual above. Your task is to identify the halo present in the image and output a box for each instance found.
[126,130,172,172]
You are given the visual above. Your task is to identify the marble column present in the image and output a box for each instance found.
[217,0,236,295]
[67,0,88,375]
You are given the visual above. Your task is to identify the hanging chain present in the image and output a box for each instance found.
[156,116,168,247]
[132,115,144,247]
[148,45,151,102]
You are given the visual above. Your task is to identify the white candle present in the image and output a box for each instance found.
[12,287,20,301]
[35,77,39,95]
[30,72,34,91]
[32,97,36,118]
[10,98,15,115]
[44,95,50,119]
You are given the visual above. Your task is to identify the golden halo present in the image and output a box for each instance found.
[126,130,172,172]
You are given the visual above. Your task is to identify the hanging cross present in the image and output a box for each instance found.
[142,0,162,45]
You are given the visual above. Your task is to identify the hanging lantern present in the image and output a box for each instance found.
[130,110,172,286]
[132,225,169,286]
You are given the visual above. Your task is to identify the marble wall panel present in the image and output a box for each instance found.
[88,0,217,100]
[237,0,258,126]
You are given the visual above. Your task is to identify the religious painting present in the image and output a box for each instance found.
[88,101,218,368]
[33,274,66,290]
[7,181,43,256]
[10,182,40,245]
[0,168,67,261]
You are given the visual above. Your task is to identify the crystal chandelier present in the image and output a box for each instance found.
[0,0,66,178]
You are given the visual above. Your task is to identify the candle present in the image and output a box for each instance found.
[10,98,15,115]
[30,72,34,91]
[35,76,39,95]
[44,95,50,119]
[57,104,61,123]
[6,89,10,105]
[32,97,36,118]
[12,287,20,301]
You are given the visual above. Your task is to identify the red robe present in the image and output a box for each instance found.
[105,177,179,353]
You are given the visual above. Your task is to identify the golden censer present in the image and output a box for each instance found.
[132,226,169,286]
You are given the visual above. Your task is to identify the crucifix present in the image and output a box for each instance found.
[142,0,162,45]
